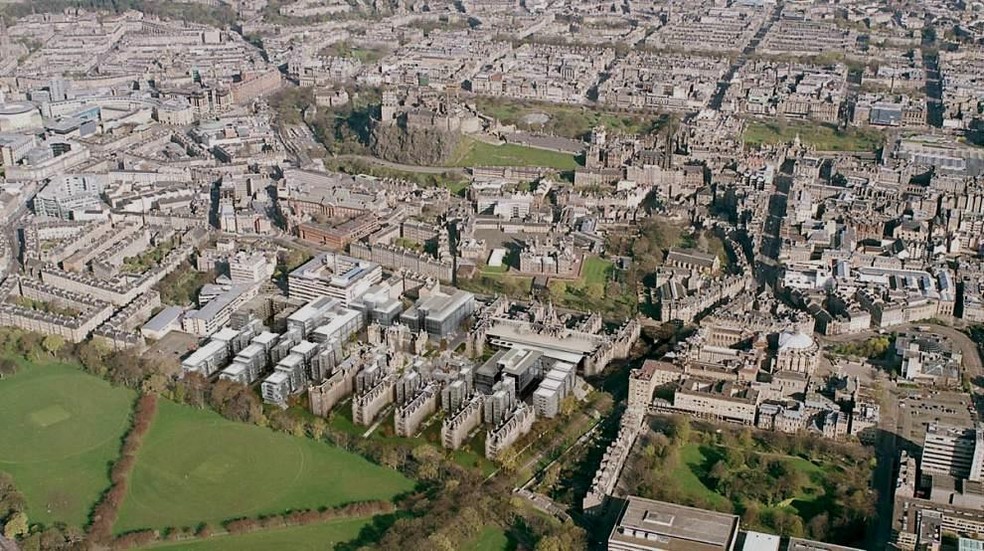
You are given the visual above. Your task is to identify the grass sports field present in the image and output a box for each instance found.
[115,400,414,533]
[0,359,135,527]
[450,139,580,170]
[141,517,374,550]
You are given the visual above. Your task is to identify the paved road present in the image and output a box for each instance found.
[919,24,944,128]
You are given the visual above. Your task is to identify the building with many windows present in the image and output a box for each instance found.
[921,423,984,482]
[400,287,475,339]
[32,174,106,219]
[287,251,381,305]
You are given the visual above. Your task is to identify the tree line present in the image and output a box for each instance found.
[86,394,158,546]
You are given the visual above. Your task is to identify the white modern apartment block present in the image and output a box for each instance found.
[229,251,273,284]
[532,362,576,418]
[922,423,984,481]
[181,340,229,377]
[182,283,260,337]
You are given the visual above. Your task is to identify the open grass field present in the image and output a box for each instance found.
[743,121,884,152]
[115,400,414,533]
[469,526,513,551]
[450,139,580,170]
[473,97,664,139]
[142,517,374,550]
[0,359,135,527]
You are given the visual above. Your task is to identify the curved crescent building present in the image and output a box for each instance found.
[0,101,41,132]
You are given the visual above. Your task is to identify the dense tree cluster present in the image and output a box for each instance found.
[0,474,27,540]
[0,450,86,550]
[830,335,894,360]
[0,358,17,378]
[154,262,215,306]
[266,86,376,158]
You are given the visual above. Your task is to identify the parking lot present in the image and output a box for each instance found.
[896,388,976,451]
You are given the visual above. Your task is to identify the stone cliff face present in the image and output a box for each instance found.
[370,124,460,166]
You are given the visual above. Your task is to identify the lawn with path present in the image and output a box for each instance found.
[115,400,414,533]
[0,358,136,527]
[743,121,884,152]
[674,443,828,515]
[140,516,374,550]
[473,96,665,139]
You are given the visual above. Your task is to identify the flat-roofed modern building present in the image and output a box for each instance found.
[400,288,475,338]
[310,307,363,344]
[608,496,740,551]
[140,305,184,340]
[785,538,863,551]
[260,370,292,406]
[740,531,780,551]
[287,251,381,305]
[478,348,543,395]
[921,423,984,481]
[286,296,340,338]
[181,283,260,337]
[181,339,230,377]
[229,251,273,284]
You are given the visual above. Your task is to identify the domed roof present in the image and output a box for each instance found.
[0,101,36,115]
[778,330,815,351]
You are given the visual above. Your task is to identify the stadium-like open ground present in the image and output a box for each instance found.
[114,399,414,533]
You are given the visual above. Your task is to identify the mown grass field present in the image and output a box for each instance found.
[115,400,414,533]
[743,121,884,152]
[450,139,580,170]
[141,517,374,550]
[580,256,613,286]
[0,359,135,527]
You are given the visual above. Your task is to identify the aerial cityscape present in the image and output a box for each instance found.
[0,0,981,550]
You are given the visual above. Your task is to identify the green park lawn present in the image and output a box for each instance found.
[473,97,663,139]
[581,256,613,285]
[450,139,580,170]
[743,121,884,152]
[0,358,136,527]
[142,516,374,550]
[469,526,513,551]
[115,400,414,533]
